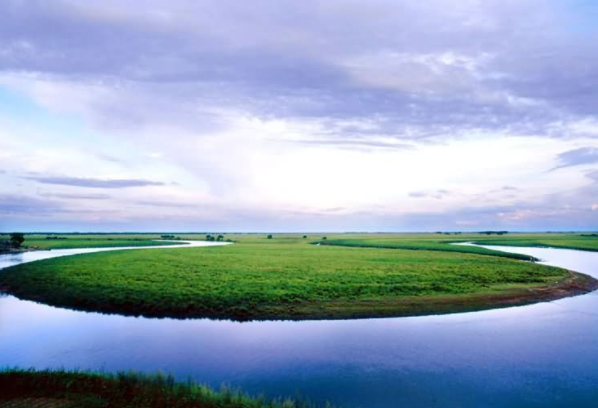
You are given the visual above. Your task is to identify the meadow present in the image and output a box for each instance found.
[470,233,598,252]
[318,232,598,256]
[0,369,323,408]
[0,234,184,251]
[317,235,536,260]
[4,231,596,252]
[1,233,595,320]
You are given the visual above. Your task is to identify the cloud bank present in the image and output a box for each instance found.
[0,0,597,230]
[26,176,166,189]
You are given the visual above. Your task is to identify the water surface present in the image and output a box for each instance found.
[1,244,597,408]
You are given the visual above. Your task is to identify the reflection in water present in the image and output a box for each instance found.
[1,244,598,408]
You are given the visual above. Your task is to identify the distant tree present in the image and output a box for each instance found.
[10,232,25,249]
[302,235,307,239]
[267,234,273,239]
[217,235,224,241]
[322,236,327,240]
[480,231,509,236]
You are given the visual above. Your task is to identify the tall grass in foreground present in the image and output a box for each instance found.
[0,369,333,408]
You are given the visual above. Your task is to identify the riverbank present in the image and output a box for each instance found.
[0,369,323,408]
[316,238,540,261]
[316,232,598,255]
[0,247,29,255]
[1,236,596,321]
[472,237,598,252]
[0,236,186,257]
[3,241,598,408]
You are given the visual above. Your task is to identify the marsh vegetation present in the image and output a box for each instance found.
[1,233,595,320]
[4,234,183,251]
[0,369,325,408]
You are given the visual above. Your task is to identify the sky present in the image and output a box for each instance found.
[1,0,598,232]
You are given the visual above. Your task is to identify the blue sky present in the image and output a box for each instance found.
[1,0,598,232]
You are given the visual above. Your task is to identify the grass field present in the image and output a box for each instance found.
[3,232,596,253]
[471,233,598,252]
[1,233,595,320]
[318,232,598,255]
[0,369,322,408]
[318,236,536,260]
[0,234,186,251]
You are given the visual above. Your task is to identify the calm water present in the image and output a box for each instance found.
[1,244,598,407]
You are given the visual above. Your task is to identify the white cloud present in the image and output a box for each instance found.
[1,0,598,230]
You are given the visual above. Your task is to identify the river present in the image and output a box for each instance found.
[1,243,597,407]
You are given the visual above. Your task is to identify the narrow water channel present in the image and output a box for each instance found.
[1,243,597,408]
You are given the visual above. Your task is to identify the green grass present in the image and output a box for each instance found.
[3,232,597,253]
[319,232,598,257]
[471,233,598,252]
[317,236,537,260]
[1,234,593,320]
[12,234,186,250]
[0,369,327,408]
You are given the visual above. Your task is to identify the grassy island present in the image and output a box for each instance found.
[1,234,596,321]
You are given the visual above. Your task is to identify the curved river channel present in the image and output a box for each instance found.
[1,243,598,408]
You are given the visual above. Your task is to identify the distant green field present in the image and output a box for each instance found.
[0,234,184,250]
[318,236,533,260]
[318,232,598,257]
[471,234,598,252]
[318,232,598,255]
[3,231,595,253]
[27,238,181,250]
[1,233,594,321]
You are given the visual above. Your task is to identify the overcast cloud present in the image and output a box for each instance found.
[1,0,597,231]
[26,176,166,189]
